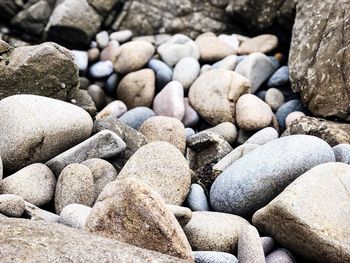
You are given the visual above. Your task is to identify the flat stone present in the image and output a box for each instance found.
[0,194,25,217]
[246,127,279,146]
[96,100,127,120]
[23,201,60,222]
[212,55,238,70]
[173,57,200,90]
[193,251,238,263]
[238,225,265,263]
[185,184,209,211]
[237,34,278,54]
[167,204,192,228]
[59,203,92,229]
[333,144,350,164]
[110,30,133,43]
[119,107,156,130]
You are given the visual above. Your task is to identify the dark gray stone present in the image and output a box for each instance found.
[275,99,305,129]
[267,66,289,87]
[148,59,173,91]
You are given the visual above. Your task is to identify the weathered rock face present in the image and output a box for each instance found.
[253,162,350,263]
[0,218,189,262]
[289,0,350,118]
[283,116,350,147]
[0,41,79,100]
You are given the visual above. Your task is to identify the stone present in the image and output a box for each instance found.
[265,249,295,263]
[0,218,188,262]
[87,84,106,110]
[261,237,275,255]
[185,128,196,140]
[236,94,273,131]
[237,225,265,263]
[182,98,200,128]
[140,116,186,154]
[87,47,100,62]
[200,64,212,74]
[0,42,79,100]
[71,89,97,115]
[289,0,350,118]
[235,52,277,93]
[185,184,209,211]
[59,203,92,229]
[46,130,126,176]
[119,107,156,130]
[173,57,200,90]
[167,204,192,228]
[204,122,238,144]
[0,194,25,217]
[333,144,350,164]
[283,116,350,147]
[265,88,285,111]
[210,135,335,217]
[267,66,289,87]
[157,34,200,66]
[105,73,119,96]
[189,69,250,125]
[193,251,238,263]
[195,32,236,62]
[0,163,56,207]
[237,129,254,144]
[218,34,240,50]
[246,127,279,146]
[237,34,278,54]
[89,60,114,79]
[118,142,191,205]
[71,50,88,72]
[110,30,133,43]
[117,69,155,108]
[100,40,120,61]
[81,158,118,201]
[285,111,305,128]
[113,41,155,74]
[212,55,238,70]
[95,31,109,49]
[86,178,193,260]
[0,157,2,180]
[147,59,173,91]
[23,201,60,222]
[275,100,305,129]
[54,163,94,214]
[153,81,185,120]
[253,162,350,263]
[183,211,249,252]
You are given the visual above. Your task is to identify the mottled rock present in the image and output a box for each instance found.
[71,89,97,115]
[285,111,305,128]
[0,194,25,217]
[59,203,92,229]
[186,184,209,211]
[173,57,200,90]
[167,204,192,228]
[193,251,238,263]
[238,225,265,263]
[237,34,278,54]
[246,127,279,146]
[119,107,156,130]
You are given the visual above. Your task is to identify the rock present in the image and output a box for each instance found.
[237,34,278,54]
[289,0,350,118]
[81,158,118,201]
[117,142,191,205]
[95,31,109,49]
[0,218,188,262]
[104,73,119,96]
[96,100,127,120]
[100,40,120,61]
[283,116,350,147]
[71,89,97,115]
[265,88,285,111]
[157,34,200,66]
[72,50,88,72]
[46,130,126,176]
[261,237,275,255]
[54,163,94,214]
[140,116,186,154]
[147,59,173,90]
[0,42,79,100]
[119,107,156,130]
[87,84,106,110]
[235,52,277,93]
[167,204,192,228]
[23,201,60,222]
[189,69,250,125]
[0,163,56,207]
[210,135,335,217]
[87,47,100,62]
[183,211,249,252]
[110,30,133,43]
[253,162,350,263]
[212,55,238,70]
[185,184,209,211]
[185,128,196,140]
[113,41,155,74]
[59,203,92,229]
[193,251,238,263]
[205,122,238,144]
[246,127,279,146]
[153,81,185,120]
[236,94,273,131]
[218,34,240,50]
[285,111,305,128]
[182,98,200,128]
[200,64,212,74]
[267,66,289,87]
[0,194,25,217]
[237,225,265,263]
[275,100,305,129]
[333,144,350,164]
[89,60,114,79]
[117,69,155,108]
[173,57,200,90]
[195,32,236,62]
[86,178,193,260]
[265,249,295,263]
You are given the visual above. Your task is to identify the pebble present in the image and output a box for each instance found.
[104,73,119,96]
[100,40,120,61]
[54,163,94,214]
[119,107,156,130]
[333,144,350,164]
[185,128,196,140]
[0,163,56,207]
[173,57,200,90]
[81,158,118,201]
[237,225,265,263]
[118,70,155,107]
[236,94,273,131]
[182,98,200,128]
[139,116,186,154]
[95,31,109,49]
[71,50,88,72]
[72,90,97,115]
[235,52,277,93]
[285,111,306,128]
[147,59,173,91]
[261,237,275,255]
[89,60,114,79]
[256,90,266,100]
[117,141,191,205]
[246,127,279,146]
[0,194,25,217]
[87,84,106,110]
[218,34,240,50]
[205,122,238,144]
[113,40,155,74]
[157,34,200,66]
[23,201,60,222]
[276,100,305,129]
[265,88,285,111]
[46,130,126,176]
[183,211,249,252]
[153,81,185,120]
[212,55,238,70]
[79,77,90,90]
[189,69,250,125]
[210,135,335,216]
[200,64,212,74]
[167,204,192,228]
[237,34,278,54]
[96,100,127,120]
[59,203,92,229]
[87,47,100,63]
[265,249,295,263]
[193,251,238,263]
[110,30,133,43]
[185,184,209,211]
[267,66,289,87]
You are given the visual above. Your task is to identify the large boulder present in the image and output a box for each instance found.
[253,162,350,263]
[289,0,350,118]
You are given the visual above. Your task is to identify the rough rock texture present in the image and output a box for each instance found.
[253,162,350,263]
[283,116,350,147]
[0,194,25,217]
[289,0,350,118]
[0,218,189,262]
